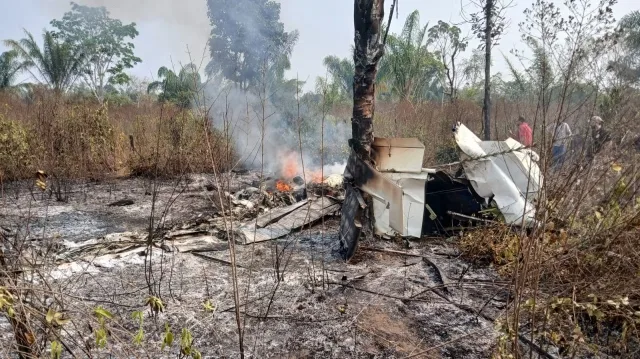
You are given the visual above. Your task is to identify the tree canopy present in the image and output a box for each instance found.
[610,11,640,84]
[428,20,468,101]
[50,2,141,102]
[317,55,354,104]
[147,64,202,108]
[378,10,442,102]
[206,0,298,91]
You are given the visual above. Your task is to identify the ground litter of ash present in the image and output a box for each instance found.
[0,175,507,358]
[0,173,257,242]
[4,229,503,357]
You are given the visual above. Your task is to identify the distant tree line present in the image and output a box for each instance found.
[1,1,639,115]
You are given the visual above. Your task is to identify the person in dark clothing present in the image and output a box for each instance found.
[588,116,611,159]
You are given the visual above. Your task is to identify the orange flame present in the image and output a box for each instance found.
[276,180,292,192]
[281,153,299,179]
[278,151,326,183]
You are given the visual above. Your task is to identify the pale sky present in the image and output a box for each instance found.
[1,0,638,91]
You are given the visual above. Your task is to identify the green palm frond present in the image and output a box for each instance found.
[503,54,527,93]
[4,29,83,91]
[0,50,30,89]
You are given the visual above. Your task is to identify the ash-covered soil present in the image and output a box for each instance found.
[0,173,257,242]
[0,175,508,358]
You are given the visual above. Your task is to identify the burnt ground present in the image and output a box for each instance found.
[0,174,511,358]
[0,174,227,242]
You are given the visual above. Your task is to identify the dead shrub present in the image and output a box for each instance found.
[459,225,521,271]
[371,99,536,165]
[128,109,232,177]
[0,90,233,185]
[0,109,31,181]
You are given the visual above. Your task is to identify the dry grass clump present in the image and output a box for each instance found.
[0,90,233,187]
[0,109,30,181]
[125,108,229,177]
[459,225,521,270]
[458,148,640,356]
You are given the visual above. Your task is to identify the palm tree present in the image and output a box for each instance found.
[378,10,442,102]
[4,29,84,92]
[322,55,354,101]
[620,11,640,50]
[147,64,201,108]
[0,50,29,90]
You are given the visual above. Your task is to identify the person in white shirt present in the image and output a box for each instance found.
[547,121,572,168]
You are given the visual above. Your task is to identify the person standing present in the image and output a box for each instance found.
[516,116,533,147]
[547,120,572,168]
[587,116,611,159]
[569,117,589,160]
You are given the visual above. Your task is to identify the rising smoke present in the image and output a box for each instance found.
[202,83,350,177]
[45,0,350,177]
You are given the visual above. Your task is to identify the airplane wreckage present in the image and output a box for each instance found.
[338,122,543,259]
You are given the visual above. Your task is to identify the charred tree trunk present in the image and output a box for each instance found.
[482,0,493,140]
[339,0,385,261]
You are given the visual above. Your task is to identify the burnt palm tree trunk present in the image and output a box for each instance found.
[339,0,385,260]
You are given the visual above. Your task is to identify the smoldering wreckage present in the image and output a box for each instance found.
[229,122,542,259]
[183,121,542,255]
[337,122,542,259]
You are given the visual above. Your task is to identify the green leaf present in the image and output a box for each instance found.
[202,299,215,313]
[93,306,113,320]
[133,328,144,346]
[95,327,108,348]
[50,340,63,359]
[524,298,536,309]
[46,308,56,324]
[145,296,164,314]
[181,328,194,353]
[131,310,145,324]
[161,323,173,350]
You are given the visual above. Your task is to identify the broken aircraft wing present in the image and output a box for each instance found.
[453,122,542,227]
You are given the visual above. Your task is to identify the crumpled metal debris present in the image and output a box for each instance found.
[353,122,544,238]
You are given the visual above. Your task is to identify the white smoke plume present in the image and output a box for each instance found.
[46,0,351,177]
[203,82,350,178]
